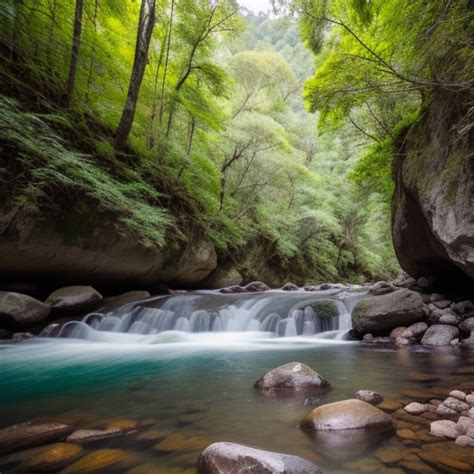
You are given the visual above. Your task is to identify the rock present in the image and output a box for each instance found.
[420,441,474,471]
[430,420,459,438]
[369,281,395,296]
[12,331,34,341]
[59,448,139,473]
[461,331,474,345]
[281,282,299,291]
[378,400,402,412]
[390,327,407,338]
[408,372,440,383]
[101,291,151,312]
[397,428,416,440]
[219,285,247,294]
[421,324,459,346]
[244,281,271,292]
[443,396,470,412]
[66,429,123,445]
[196,442,322,474]
[466,394,474,404]
[46,286,102,313]
[355,390,383,405]
[154,433,208,453]
[0,422,72,455]
[430,293,446,302]
[254,362,330,397]
[360,336,398,348]
[374,446,402,464]
[362,333,373,341]
[456,301,474,314]
[404,402,431,415]
[0,292,50,327]
[433,300,452,309]
[0,328,12,339]
[304,284,320,291]
[26,443,84,471]
[456,435,474,447]
[300,399,393,432]
[201,267,242,290]
[396,337,412,346]
[450,390,467,401]
[417,277,431,288]
[439,313,461,325]
[104,419,139,432]
[401,321,428,339]
[457,416,474,434]
[400,460,437,474]
[352,289,424,334]
[460,317,474,333]
[436,404,457,416]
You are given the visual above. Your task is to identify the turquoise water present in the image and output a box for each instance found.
[0,338,471,472]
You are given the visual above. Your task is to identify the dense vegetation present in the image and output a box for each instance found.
[3,0,469,286]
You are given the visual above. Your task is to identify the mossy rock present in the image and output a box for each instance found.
[309,301,338,318]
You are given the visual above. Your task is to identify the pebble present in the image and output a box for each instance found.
[430,420,459,438]
[355,390,383,405]
[404,402,431,415]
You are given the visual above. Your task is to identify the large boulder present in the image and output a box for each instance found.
[0,291,50,328]
[391,91,474,286]
[254,362,330,397]
[196,442,323,474]
[300,399,393,433]
[0,213,216,288]
[352,289,425,334]
[46,286,103,314]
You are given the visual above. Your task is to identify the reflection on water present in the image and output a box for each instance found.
[1,338,472,473]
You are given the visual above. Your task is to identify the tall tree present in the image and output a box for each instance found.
[64,0,84,107]
[115,0,156,149]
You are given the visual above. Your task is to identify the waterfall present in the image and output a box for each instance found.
[41,289,366,343]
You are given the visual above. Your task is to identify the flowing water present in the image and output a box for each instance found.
[0,289,473,473]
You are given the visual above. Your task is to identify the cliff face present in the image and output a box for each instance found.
[392,91,474,287]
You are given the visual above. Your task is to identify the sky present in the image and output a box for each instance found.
[238,0,272,13]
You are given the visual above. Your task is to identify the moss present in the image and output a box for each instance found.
[310,301,338,318]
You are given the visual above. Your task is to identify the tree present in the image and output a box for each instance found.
[64,0,84,107]
[115,0,156,149]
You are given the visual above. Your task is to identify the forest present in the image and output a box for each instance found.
[0,0,472,287]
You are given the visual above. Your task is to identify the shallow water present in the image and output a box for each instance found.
[1,336,472,473]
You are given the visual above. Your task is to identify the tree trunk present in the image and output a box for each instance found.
[115,0,156,149]
[64,0,84,107]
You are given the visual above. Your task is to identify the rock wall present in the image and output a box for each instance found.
[0,212,217,290]
[392,91,474,287]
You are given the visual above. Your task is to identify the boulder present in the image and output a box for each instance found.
[254,362,330,397]
[201,267,242,290]
[352,289,425,335]
[196,442,323,474]
[101,291,151,312]
[460,317,474,333]
[281,282,299,291]
[0,291,50,328]
[355,390,383,405]
[439,313,460,325]
[300,399,393,432]
[369,281,395,296]
[391,91,474,286]
[430,420,459,439]
[245,281,271,292]
[219,285,247,294]
[389,326,407,338]
[421,324,459,346]
[46,286,103,314]
[401,321,428,339]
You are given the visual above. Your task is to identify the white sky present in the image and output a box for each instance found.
[239,0,272,13]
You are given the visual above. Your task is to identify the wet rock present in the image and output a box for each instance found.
[461,331,474,345]
[457,416,474,434]
[374,446,402,464]
[0,422,72,455]
[202,267,242,290]
[133,429,164,445]
[12,332,34,341]
[369,281,395,296]
[104,419,139,432]
[0,292,50,327]
[436,404,457,416]
[46,286,103,314]
[300,399,393,432]
[433,300,452,309]
[378,400,402,412]
[304,284,320,291]
[439,313,461,325]
[456,301,474,314]
[419,441,474,472]
[421,324,459,346]
[390,327,407,338]
[101,291,151,312]
[430,420,459,438]
[396,428,416,440]
[404,402,432,415]
[400,460,437,474]
[401,322,428,339]
[219,285,247,294]
[59,448,139,473]
[66,429,123,445]
[460,317,474,333]
[196,442,323,474]
[352,289,424,335]
[443,396,470,412]
[355,390,383,405]
[450,390,467,401]
[281,282,299,291]
[254,362,330,397]
[25,442,84,471]
[153,433,208,453]
[244,281,271,292]
[456,435,474,447]
[401,389,433,401]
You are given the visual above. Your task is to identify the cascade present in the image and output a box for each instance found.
[41,288,366,343]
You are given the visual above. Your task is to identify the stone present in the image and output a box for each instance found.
[456,435,474,447]
[0,422,72,455]
[196,442,323,474]
[12,332,33,341]
[254,362,330,397]
[417,277,431,288]
[66,429,123,445]
[466,394,474,404]
[352,289,424,334]
[408,372,440,383]
[374,447,402,464]
[378,400,402,412]
[219,285,247,294]
[430,420,459,438]
[421,324,459,346]
[396,337,412,346]
[355,390,383,405]
[433,300,452,309]
[443,396,470,412]
[281,282,299,291]
[439,313,460,325]
[360,336,398,348]
[460,317,474,333]
[0,292,50,327]
[201,267,242,290]
[101,291,151,312]
[59,448,139,473]
[46,286,103,313]
[369,281,395,296]
[397,428,416,440]
[457,416,474,434]
[26,443,84,471]
[104,419,139,432]
[450,390,467,400]
[400,461,437,474]
[244,281,271,292]
[154,433,208,453]
[456,301,474,314]
[390,326,407,338]
[436,404,457,416]
[402,322,428,339]
[404,402,431,415]
[300,399,393,432]
[401,389,433,401]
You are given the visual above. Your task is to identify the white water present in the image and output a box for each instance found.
[41,288,366,345]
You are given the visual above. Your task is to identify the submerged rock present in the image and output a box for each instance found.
[66,429,123,445]
[254,362,330,397]
[26,442,84,471]
[46,286,103,314]
[421,324,459,346]
[196,442,323,474]
[0,291,50,328]
[355,390,383,405]
[59,448,139,473]
[352,289,425,335]
[300,399,393,432]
